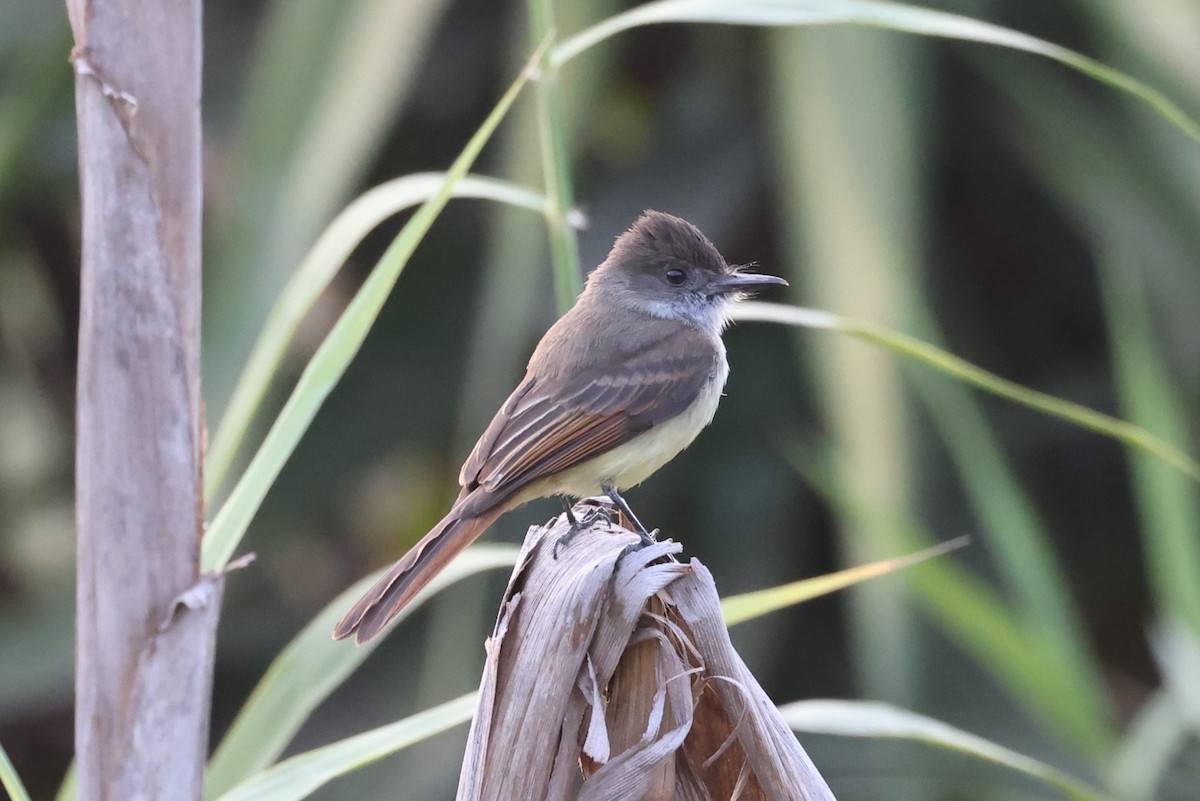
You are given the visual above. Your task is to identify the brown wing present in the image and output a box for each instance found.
[458,324,718,503]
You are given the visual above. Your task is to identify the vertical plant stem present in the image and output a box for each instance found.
[67,0,220,798]
[528,0,583,312]
[456,0,617,449]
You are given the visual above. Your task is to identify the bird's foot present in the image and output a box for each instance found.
[613,527,660,570]
[554,500,613,558]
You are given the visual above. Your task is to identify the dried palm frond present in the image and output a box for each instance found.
[456,499,836,801]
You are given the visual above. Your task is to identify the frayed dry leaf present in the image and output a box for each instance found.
[456,500,835,801]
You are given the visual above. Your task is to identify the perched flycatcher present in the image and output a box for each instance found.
[334,211,786,643]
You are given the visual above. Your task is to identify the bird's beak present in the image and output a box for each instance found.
[710,271,788,295]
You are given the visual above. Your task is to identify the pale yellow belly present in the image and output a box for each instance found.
[518,357,729,502]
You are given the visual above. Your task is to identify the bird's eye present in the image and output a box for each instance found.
[665,268,687,285]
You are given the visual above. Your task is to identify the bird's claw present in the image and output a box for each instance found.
[614,528,660,567]
[553,504,614,558]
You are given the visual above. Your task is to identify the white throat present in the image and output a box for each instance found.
[625,293,732,340]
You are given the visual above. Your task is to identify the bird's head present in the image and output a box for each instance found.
[586,210,786,334]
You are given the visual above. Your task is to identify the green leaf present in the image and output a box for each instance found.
[1150,621,1200,732]
[527,0,584,312]
[780,700,1112,801]
[205,544,518,798]
[721,538,966,627]
[1108,691,1188,801]
[792,445,1111,755]
[261,0,456,273]
[1096,206,1200,637]
[54,764,74,801]
[905,365,1116,754]
[205,174,548,500]
[732,302,1200,483]
[205,0,451,415]
[1108,622,1200,798]
[204,0,358,411]
[201,38,551,572]
[0,741,32,801]
[915,554,1114,756]
[211,693,477,801]
[980,54,1200,643]
[551,0,1200,146]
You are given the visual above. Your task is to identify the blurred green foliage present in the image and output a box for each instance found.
[1,0,1198,799]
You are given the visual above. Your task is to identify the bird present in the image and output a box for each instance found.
[333,210,786,643]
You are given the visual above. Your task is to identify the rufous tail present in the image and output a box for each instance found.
[333,503,503,644]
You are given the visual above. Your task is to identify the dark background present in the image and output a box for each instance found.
[2,0,1198,798]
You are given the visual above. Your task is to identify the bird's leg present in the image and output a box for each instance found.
[602,484,656,548]
[561,497,579,528]
[554,497,612,558]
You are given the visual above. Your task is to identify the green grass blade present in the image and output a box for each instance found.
[211,693,477,801]
[205,175,548,501]
[780,700,1112,801]
[551,0,1200,145]
[847,317,1198,478]
[201,40,550,572]
[1108,623,1200,799]
[904,347,1116,757]
[54,764,75,801]
[205,545,518,799]
[527,0,584,312]
[455,0,618,451]
[204,0,356,413]
[205,0,450,417]
[916,552,1113,756]
[264,0,454,269]
[732,302,1200,483]
[721,538,966,627]
[794,444,1112,755]
[230,0,346,189]
[1150,621,1200,731]
[902,362,1117,756]
[976,59,1200,637]
[1097,230,1200,635]
[0,741,32,801]
[1107,691,1187,801]
[743,295,1189,753]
